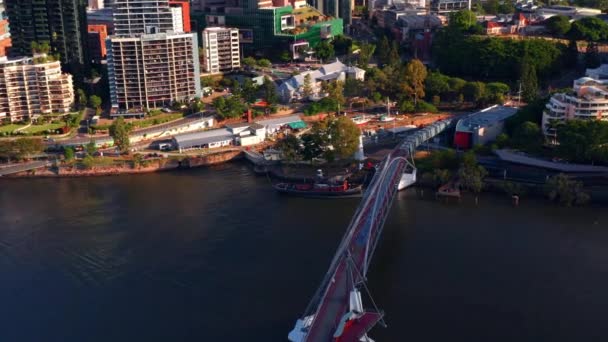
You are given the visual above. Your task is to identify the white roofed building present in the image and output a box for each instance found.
[542,67,608,138]
[278,60,365,103]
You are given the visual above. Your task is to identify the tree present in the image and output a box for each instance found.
[315,40,335,62]
[357,42,376,67]
[302,116,360,162]
[377,36,390,66]
[301,132,325,162]
[425,71,450,98]
[332,35,353,56]
[89,95,102,115]
[566,40,579,68]
[556,120,608,164]
[77,89,87,109]
[463,81,486,104]
[30,41,51,54]
[448,10,477,32]
[276,134,301,161]
[241,79,258,104]
[387,41,401,66]
[85,140,97,156]
[257,59,272,68]
[213,95,247,119]
[485,82,510,104]
[109,117,132,153]
[344,78,364,98]
[458,151,488,203]
[520,55,538,103]
[302,73,313,99]
[401,59,427,104]
[262,77,278,105]
[326,116,360,161]
[279,51,291,63]
[81,155,95,169]
[64,146,75,161]
[546,15,572,36]
[569,17,608,41]
[512,121,543,150]
[585,41,601,68]
[323,80,346,106]
[545,173,590,206]
[242,56,257,67]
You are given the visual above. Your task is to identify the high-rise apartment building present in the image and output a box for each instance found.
[107,33,201,113]
[202,27,240,74]
[5,0,89,74]
[113,0,175,35]
[0,0,11,57]
[0,55,74,122]
[88,24,109,63]
[169,0,191,33]
[88,0,104,9]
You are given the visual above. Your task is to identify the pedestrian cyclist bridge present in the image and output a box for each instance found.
[288,118,454,342]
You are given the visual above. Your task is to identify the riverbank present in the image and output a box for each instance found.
[0,149,243,178]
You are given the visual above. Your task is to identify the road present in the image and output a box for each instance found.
[0,160,48,176]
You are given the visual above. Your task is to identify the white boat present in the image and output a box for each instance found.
[398,168,417,190]
[379,115,395,122]
[352,116,370,126]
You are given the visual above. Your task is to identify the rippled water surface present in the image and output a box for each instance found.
[1,162,608,341]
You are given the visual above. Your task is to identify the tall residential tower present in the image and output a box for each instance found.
[5,0,89,74]
[107,0,201,114]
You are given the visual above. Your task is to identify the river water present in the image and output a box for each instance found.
[1,162,608,341]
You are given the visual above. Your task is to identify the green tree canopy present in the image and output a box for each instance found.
[357,42,376,67]
[569,17,608,41]
[448,10,477,32]
[303,116,360,161]
[485,82,510,104]
[276,134,302,161]
[242,56,257,67]
[556,119,608,164]
[520,55,538,103]
[0,138,44,161]
[425,71,450,98]
[213,95,247,119]
[302,74,313,99]
[511,121,543,150]
[315,40,335,62]
[546,15,572,36]
[77,89,87,109]
[109,117,132,153]
[89,95,102,115]
[545,173,590,206]
[463,81,486,104]
[377,36,390,66]
[402,59,428,103]
[262,77,278,105]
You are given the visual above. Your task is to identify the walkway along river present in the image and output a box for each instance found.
[1,162,607,341]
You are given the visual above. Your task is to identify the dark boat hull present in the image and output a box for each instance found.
[273,184,362,198]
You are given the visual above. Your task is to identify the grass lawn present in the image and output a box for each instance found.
[22,123,65,134]
[130,112,183,129]
[0,124,26,133]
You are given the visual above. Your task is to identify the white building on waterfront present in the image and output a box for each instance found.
[542,65,608,138]
[201,27,241,74]
[278,60,365,102]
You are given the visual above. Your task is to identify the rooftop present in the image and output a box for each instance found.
[456,105,518,132]
[495,149,608,173]
[173,128,233,148]
[256,115,302,127]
